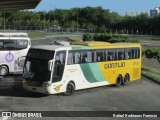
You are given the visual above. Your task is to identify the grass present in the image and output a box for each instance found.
[129,36,160,43]
[0,30,83,40]
[1,30,160,43]
[142,66,160,82]
[151,38,160,41]
[67,35,83,41]
[28,31,83,40]
[27,31,46,39]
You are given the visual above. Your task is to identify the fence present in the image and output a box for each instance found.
[0,25,158,35]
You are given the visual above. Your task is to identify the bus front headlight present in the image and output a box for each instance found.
[23,80,26,84]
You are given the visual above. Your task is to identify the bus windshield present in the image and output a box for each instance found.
[23,49,55,84]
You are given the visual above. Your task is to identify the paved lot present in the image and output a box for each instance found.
[0,37,160,120]
[142,57,160,72]
[0,76,160,120]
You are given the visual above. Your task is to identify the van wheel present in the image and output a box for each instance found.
[122,74,130,85]
[64,82,75,96]
[115,75,122,87]
[0,66,8,76]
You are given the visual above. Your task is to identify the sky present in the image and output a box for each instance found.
[35,0,160,15]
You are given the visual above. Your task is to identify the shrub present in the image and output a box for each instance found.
[82,33,93,41]
[82,33,139,43]
[144,48,160,63]
[93,33,112,42]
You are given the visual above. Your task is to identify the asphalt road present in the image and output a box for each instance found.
[0,37,160,120]
[0,76,160,120]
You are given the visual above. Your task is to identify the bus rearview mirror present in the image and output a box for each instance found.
[48,60,54,71]
[18,56,26,67]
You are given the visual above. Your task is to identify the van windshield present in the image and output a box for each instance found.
[23,49,55,84]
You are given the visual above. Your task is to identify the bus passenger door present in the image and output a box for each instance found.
[52,51,66,83]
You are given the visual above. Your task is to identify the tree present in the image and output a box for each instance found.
[144,48,160,63]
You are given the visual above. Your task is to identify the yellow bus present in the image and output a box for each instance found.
[19,41,141,95]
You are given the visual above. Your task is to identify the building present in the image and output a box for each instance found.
[150,7,160,17]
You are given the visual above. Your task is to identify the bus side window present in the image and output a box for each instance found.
[55,51,66,65]
[0,41,3,50]
[4,40,16,50]
[87,50,92,62]
[17,40,28,50]
[81,50,92,63]
[105,50,108,61]
[131,49,135,59]
[135,48,140,59]
[95,50,104,62]
[125,49,132,60]
[82,56,87,63]
[67,52,74,65]
[125,51,129,59]
[137,48,140,58]
[108,56,112,61]
[52,51,66,82]
[75,52,81,64]
[107,49,115,61]
[132,48,140,59]
[117,49,124,60]
[59,52,66,64]
[81,51,87,63]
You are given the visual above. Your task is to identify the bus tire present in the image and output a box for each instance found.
[0,66,8,76]
[115,75,122,87]
[122,74,130,85]
[64,82,75,96]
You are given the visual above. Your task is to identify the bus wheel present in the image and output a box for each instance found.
[115,75,122,87]
[64,82,75,96]
[122,74,130,85]
[0,66,8,76]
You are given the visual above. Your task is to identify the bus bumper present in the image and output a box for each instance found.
[23,83,64,95]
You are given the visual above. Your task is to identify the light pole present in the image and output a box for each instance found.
[4,11,5,30]
[54,6,56,22]
[53,6,56,30]
[77,10,78,33]
[49,12,51,29]
[43,11,45,30]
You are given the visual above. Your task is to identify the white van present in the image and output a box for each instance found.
[0,33,31,75]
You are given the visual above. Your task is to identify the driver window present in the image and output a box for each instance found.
[55,51,66,65]
[52,51,66,83]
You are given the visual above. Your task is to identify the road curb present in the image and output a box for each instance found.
[141,73,160,85]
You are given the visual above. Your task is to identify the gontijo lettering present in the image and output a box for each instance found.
[104,62,125,69]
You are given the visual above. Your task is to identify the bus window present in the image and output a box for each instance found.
[107,49,115,61]
[135,48,140,59]
[55,51,66,65]
[52,51,66,83]
[81,51,88,63]
[132,48,140,59]
[0,41,3,50]
[117,49,124,60]
[81,50,92,63]
[95,50,104,62]
[74,51,81,64]
[125,49,132,59]
[86,50,92,62]
[138,49,140,58]
[105,50,108,61]
[131,49,135,59]
[4,40,16,50]
[67,52,74,65]
[17,40,28,50]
